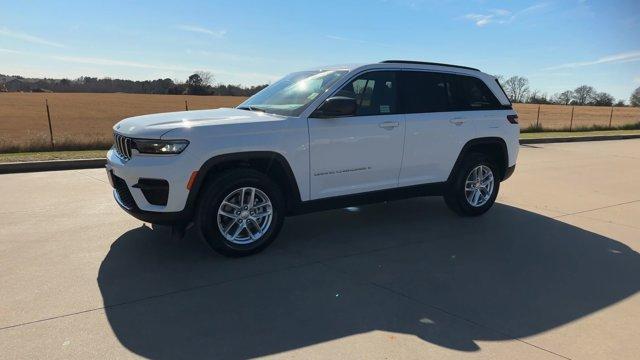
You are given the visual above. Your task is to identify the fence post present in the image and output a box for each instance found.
[608,106,614,128]
[569,106,575,132]
[185,100,189,111]
[535,105,541,127]
[45,99,54,149]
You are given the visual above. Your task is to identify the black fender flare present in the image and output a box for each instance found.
[184,151,302,215]
[447,137,509,183]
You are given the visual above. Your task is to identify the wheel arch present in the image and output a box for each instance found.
[448,137,509,182]
[186,151,302,215]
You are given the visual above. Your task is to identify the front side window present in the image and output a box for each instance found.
[335,71,398,116]
[238,70,348,116]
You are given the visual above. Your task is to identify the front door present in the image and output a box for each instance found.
[308,70,405,199]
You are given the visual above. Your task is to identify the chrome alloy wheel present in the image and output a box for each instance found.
[464,165,494,207]
[216,187,273,245]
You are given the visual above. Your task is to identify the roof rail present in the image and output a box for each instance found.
[380,60,480,71]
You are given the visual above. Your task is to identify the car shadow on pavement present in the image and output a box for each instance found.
[98,198,640,359]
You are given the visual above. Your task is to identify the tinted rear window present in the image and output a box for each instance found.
[400,72,449,113]
[447,74,501,111]
[400,71,502,113]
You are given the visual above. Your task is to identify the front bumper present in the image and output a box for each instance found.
[106,148,197,224]
[109,169,190,224]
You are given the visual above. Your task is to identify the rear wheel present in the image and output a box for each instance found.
[196,169,285,257]
[444,153,500,216]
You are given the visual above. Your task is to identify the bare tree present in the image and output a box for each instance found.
[552,90,573,105]
[572,85,596,105]
[631,87,640,107]
[194,71,215,87]
[527,90,550,104]
[502,76,530,103]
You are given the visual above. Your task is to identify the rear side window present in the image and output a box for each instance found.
[445,74,501,111]
[335,71,398,116]
[399,71,502,113]
[400,71,449,113]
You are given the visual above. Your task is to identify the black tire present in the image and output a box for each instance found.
[444,152,500,216]
[195,169,285,257]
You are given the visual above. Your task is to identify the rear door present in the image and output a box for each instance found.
[398,71,479,186]
[308,70,405,199]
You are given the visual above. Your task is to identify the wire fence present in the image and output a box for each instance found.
[513,103,640,131]
[0,93,246,152]
[1,93,640,153]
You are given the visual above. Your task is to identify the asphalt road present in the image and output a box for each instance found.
[1,140,639,359]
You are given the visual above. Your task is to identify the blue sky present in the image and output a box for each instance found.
[1,0,639,101]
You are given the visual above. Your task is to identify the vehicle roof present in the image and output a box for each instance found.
[313,60,485,76]
[309,61,509,106]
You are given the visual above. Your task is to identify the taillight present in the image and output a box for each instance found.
[507,115,519,124]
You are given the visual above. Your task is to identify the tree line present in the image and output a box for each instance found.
[0,71,268,97]
[496,75,640,107]
[3,71,640,107]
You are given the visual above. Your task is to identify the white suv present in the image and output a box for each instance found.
[106,60,519,256]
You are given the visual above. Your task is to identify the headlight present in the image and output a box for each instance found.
[133,139,189,154]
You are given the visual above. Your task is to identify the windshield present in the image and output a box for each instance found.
[238,70,348,116]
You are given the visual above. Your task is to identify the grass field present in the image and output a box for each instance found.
[0,93,246,152]
[1,93,639,153]
[519,129,640,139]
[513,103,640,129]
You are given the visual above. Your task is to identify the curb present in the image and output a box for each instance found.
[520,134,640,144]
[0,158,106,174]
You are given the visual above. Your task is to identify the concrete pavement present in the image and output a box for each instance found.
[1,140,639,359]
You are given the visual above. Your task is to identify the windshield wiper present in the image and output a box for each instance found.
[237,106,266,112]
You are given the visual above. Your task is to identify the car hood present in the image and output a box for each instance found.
[113,108,284,138]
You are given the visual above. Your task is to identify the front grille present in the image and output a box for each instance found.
[113,132,133,161]
[112,174,137,210]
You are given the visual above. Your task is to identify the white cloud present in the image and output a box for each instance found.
[463,3,548,27]
[175,25,226,38]
[545,50,640,70]
[464,13,501,27]
[0,48,24,54]
[0,27,65,47]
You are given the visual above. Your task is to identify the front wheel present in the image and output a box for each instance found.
[196,169,285,257]
[444,153,500,216]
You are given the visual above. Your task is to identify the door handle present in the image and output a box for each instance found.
[379,121,400,129]
[449,117,465,126]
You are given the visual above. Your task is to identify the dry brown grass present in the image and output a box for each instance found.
[1,93,639,152]
[513,103,640,130]
[0,93,246,152]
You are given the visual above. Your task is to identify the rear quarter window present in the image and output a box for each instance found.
[445,74,502,111]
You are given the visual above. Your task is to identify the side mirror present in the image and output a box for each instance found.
[312,96,357,118]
